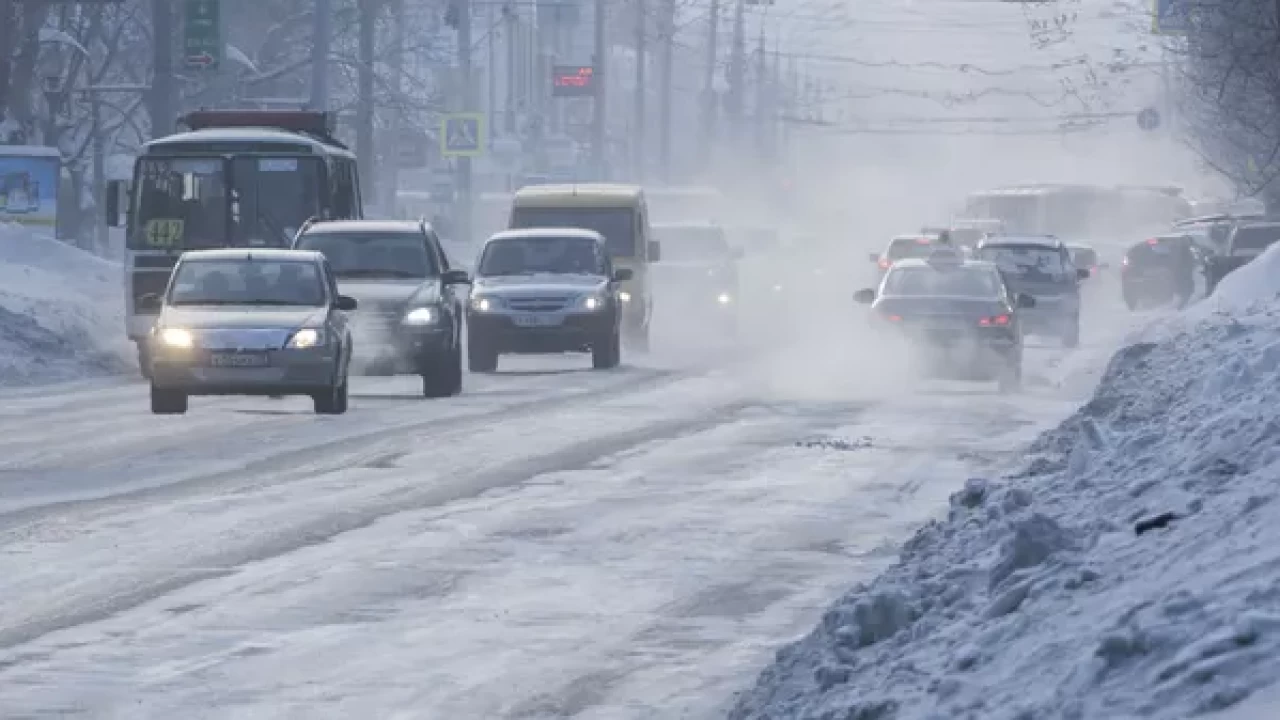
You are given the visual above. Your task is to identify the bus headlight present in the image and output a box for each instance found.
[159,328,194,348]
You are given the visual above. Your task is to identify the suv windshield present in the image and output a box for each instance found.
[886,238,935,260]
[976,244,1071,282]
[295,231,435,279]
[654,226,731,262]
[883,266,1002,297]
[478,236,606,277]
[168,259,326,306]
[509,207,634,257]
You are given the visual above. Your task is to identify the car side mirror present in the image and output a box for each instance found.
[1077,267,1090,280]
[443,268,471,285]
[105,179,123,228]
[1016,293,1037,308]
[334,295,358,311]
[648,240,661,262]
[853,288,875,304]
[613,268,634,282]
[137,292,162,312]
[868,253,880,263]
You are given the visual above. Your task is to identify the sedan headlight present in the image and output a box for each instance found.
[580,294,605,311]
[404,306,439,324]
[286,328,325,349]
[159,327,194,348]
[471,296,499,312]
[618,291,632,303]
[717,293,733,304]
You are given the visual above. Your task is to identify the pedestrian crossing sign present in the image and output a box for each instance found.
[441,113,485,157]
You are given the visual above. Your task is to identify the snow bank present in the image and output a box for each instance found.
[728,245,1280,719]
[0,224,130,385]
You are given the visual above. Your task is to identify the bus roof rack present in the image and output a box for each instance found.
[178,109,346,148]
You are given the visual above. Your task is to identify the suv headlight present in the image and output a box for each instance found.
[470,295,499,312]
[286,328,325,349]
[580,294,606,311]
[159,327,194,348]
[404,306,439,324]
[618,291,632,303]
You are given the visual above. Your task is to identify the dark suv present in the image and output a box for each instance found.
[1205,220,1280,294]
[292,219,470,397]
[974,235,1089,347]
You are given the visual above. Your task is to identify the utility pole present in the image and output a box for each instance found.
[357,0,376,206]
[725,0,745,137]
[754,30,767,160]
[592,0,607,178]
[456,0,474,243]
[633,0,647,180]
[150,0,175,136]
[388,0,405,202]
[699,0,719,172]
[505,3,518,135]
[658,0,674,181]
[310,0,331,109]
[487,3,497,136]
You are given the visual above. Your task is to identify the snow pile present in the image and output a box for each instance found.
[728,245,1280,719]
[0,224,131,384]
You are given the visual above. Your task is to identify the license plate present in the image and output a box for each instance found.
[512,314,562,328]
[209,352,270,367]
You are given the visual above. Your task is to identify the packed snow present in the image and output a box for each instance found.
[728,244,1280,719]
[0,224,130,384]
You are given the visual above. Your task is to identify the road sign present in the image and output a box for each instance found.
[184,0,221,70]
[1137,107,1161,131]
[1153,0,1189,35]
[441,113,485,157]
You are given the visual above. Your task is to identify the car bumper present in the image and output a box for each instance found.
[150,348,337,394]
[468,312,614,353]
[1019,304,1076,333]
[353,326,453,371]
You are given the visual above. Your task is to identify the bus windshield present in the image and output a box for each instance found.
[130,155,322,251]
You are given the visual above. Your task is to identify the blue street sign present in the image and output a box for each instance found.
[1153,0,1189,35]
[1137,107,1161,131]
[440,113,485,157]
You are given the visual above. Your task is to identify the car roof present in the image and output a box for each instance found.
[977,235,1063,249]
[299,219,431,235]
[512,183,642,207]
[1065,242,1096,250]
[485,227,606,244]
[890,258,999,271]
[179,248,324,263]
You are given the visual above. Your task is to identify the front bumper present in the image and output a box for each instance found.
[468,311,614,353]
[352,325,452,372]
[150,347,337,394]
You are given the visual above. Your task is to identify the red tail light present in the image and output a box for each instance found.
[878,258,891,270]
[1146,238,1159,245]
[915,237,932,244]
[979,314,1010,326]
[887,314,903,322]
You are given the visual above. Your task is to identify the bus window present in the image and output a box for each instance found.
[231,156,322,245]
[131,157,228,250]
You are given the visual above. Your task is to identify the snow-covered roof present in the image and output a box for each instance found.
[145,127,353,157]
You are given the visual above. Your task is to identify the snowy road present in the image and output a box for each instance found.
[0,330,1107,718]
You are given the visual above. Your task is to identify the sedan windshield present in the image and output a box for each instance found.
[295,231,435,279]
[883,266,1002,298]
[168,259,326,306]
[478,236,606,277]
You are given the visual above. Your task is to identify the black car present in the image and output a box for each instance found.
[853,250,1035,392]
[973,235,1088,348]
[1205,220,1280,294]
[651,222,742,335]
[466,228,632,372]
[292,219,470,398]
[1120,235,1198,310]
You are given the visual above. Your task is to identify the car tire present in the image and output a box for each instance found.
[137,343,153,381]
[468,338,498,373]
[592,329,621,369]
[313,375,349,415]
[423,344,464,397]
[150,385,187,414]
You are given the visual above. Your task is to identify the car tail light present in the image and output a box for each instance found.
[915,237,931,244]
[886,314,903,322]
[878,258,891,270]
[1146,238,1159,245]
[979,314,1010,326]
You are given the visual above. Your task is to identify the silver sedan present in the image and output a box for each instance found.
[144,248,357,415]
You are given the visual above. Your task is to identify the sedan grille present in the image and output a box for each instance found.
[507,296,572,312]
[199,328,292,351]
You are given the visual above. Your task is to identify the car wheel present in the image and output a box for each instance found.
[468,338,498,373]
[137,343,153,381]
[313,373,348,415]
[1062,319,1080,349]
[423,345,464,397]
[150,385,187,414]
[592,329,621,369]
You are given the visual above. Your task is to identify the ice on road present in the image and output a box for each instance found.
[0,337,1098,718]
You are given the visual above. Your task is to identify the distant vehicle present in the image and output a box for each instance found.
[853,248,1035,392]
[292,219,470,397]
[509,183,658,350]
[1065,242,1106,278]
[974,235,1088,347]
[466,228,633,371]
[962,183,1192,240]
[109,110,363,379]
[145,248,357,415]
[870,234,941,274]
[1121,235,1197,310]
[1205,220,1280,294]
[651,222,742,335]
[644,185,727,224]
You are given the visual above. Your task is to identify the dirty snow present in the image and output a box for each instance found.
[728,243,1280,719]
[0,224,130,384]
